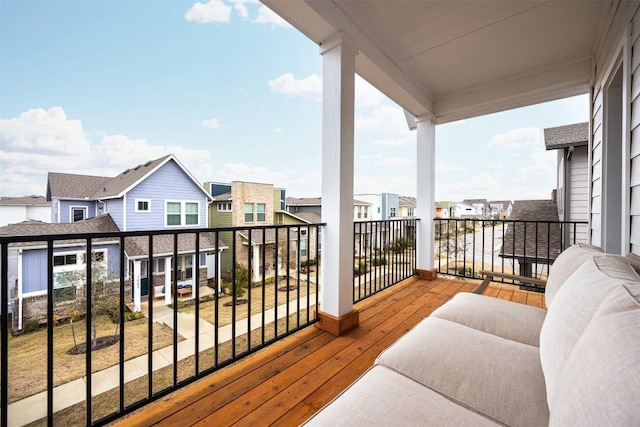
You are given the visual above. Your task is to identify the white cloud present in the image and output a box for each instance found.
[373,134,414,147]
[488,127,541,148]
[356,104,408,134]
[253,5,290,27]
[0,107,90,156]
[436,162,466,172]
[0,107,216,197]
[202,118,220,129]
[355,76,385,107]
[274,128,285,133]
[373,157,412,168]
[268,73,322,101]
[268,74,385,108]
[228,0,257,18]
[217,163,321,197]
[185,0,232,23]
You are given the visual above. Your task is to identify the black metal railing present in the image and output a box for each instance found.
[0,223,322,426]
[434,218,589,283]
[353,219,418,303]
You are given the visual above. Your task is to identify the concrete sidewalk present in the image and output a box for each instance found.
[7,293,315,427]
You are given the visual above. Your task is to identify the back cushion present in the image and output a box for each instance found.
[545,243,603,307]
[549,284,640,425]
[540,255,640,408]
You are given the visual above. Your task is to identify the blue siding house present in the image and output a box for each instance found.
[3,154,225,330]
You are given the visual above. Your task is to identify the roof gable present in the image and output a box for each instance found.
[46,154,212,202]
[544,122,588,150]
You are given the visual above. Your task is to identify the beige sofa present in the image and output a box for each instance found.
[305,244,640,426]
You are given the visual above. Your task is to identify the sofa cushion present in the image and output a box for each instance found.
[304,365,501,426]
[545,243,602,307]
[430,292,546,346]
[539,255,640,407]
[376,317,548,427]
[549,284,640,425]
[625,251,640,275]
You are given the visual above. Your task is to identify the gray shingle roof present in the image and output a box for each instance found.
[46,155,208,201]
[500,200,561,263]
[544,122,588,150]
[125,232,226,258]
[290,211,321,223]
[47,172,110,200]
[0,214,121,248]
[0,195,50,206]
[0,214,120,237]
[286,197,321,206]
[237,228,299,245]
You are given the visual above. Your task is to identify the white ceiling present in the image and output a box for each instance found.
[262,0,606,123]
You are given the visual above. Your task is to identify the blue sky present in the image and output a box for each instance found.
[0,0,589,202]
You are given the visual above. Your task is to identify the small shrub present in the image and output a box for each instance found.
[372,256,387,266]
[22,319,40,333]
[124,311,144,322]
[224,263,248,298]
[354,262,367,275]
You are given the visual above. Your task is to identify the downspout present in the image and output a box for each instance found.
[17,249,23,331]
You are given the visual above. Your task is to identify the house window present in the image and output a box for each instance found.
[300,238,307,257]
[153,258,165,274]
[135,199,151,212]
[245,203,254,222]
[408,207,414,216]
[166,201,200,226]
[217,202,231,211]
[54,254,77,266]
[186,202,198,225]
[70,207,87,222]
[167,202,182,225]
[257,203,266,222]
[390,207,397,218]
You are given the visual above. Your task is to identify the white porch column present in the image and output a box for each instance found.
[416,117,437,277]
[217,249,223,293]
[133,260,142,312]
[164,257,172,305]
[318,32,359,335]
[252,244,260,283]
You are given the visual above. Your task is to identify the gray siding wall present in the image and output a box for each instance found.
[569,146,590,243]
[630,11,640,253]
[590,2,640,250]
[105,198,124,230]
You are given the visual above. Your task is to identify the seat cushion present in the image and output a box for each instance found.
[545,243,603,307]
[430,292,546,346]
[376,317,548,427]
[540,255,640,407]
[304,365,500,426]
[549,284,640,425]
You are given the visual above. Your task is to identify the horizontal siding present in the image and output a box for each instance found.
[126,160,209,231]
[630,186,640,215]
[105,199,124,230]
[631,217,640,245]
[631,126,640,158]
[591,195,602,214]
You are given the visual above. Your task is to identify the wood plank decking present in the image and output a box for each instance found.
[113,276,545,427]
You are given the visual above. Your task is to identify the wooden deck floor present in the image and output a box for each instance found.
[113,276,545,427]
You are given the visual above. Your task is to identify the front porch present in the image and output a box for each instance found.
[114,275,544,426]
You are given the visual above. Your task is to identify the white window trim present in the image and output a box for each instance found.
[135,198,152,213]
[165,200,201,227]
[69,206,88,223]
[217,202,232,212]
